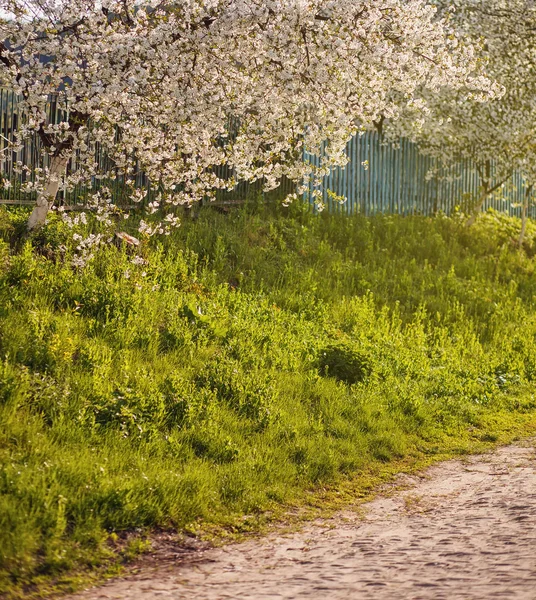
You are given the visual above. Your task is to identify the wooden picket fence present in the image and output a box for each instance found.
[0,89,532,216]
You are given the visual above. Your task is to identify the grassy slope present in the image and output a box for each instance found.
[1,202,536,596]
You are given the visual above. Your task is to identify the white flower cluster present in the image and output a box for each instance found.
[138,213,180,237]
[0,0,491,225]
[60,209,87,228]
[71,232,110,267]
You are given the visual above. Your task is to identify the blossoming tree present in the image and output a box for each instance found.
[0,0,488,234]
[388,0,536,229]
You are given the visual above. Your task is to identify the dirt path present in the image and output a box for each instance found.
[68,440,536,600]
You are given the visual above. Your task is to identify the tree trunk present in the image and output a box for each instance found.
[466,188,489,227]
[27,155,69,231]
[518,183,534,250]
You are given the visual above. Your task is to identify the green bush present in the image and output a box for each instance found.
[317,344,372,384]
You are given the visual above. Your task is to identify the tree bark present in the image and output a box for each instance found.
[518,183,533,250]
[466,187,489,227]
[27,155,69,231]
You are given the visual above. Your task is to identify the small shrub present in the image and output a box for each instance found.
[317,344,372,384]
[195,357,277,429]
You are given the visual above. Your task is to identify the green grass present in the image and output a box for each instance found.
[1,201,536,597]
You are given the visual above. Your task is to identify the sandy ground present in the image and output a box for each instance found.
[67,440,536,600]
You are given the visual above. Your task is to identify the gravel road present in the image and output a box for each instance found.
[67,440,536,600]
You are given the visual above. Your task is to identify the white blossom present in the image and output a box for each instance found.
[0,0,492,232]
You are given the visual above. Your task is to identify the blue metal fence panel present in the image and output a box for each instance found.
[305,132,534,217]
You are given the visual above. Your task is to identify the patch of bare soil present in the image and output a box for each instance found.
[67,440,536,599]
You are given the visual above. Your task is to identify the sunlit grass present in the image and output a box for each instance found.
[1,202,536,596]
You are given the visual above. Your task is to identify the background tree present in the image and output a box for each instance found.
[0,0,488,236]
[387,0,536,227]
